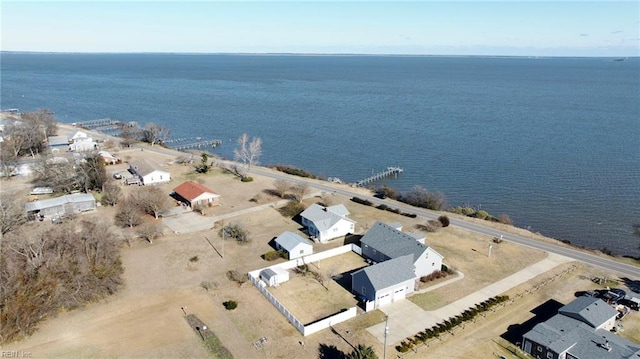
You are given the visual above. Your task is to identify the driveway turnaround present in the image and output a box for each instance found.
[163,212,215,234]
[367,253,572,345]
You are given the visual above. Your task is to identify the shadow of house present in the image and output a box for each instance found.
[343,233,362,246]
[501,299,564,345]
[332,266,367,293]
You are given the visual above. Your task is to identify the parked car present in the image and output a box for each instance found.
[113,172,123,179]
[602,288,626,304]
[619,298,639,311]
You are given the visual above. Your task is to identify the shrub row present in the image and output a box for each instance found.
[351,197,373,206]
[419,270,449,283]
[273,165,317,179]
[351,197,416,218]
[396,295,510,353]
[241,176,254,182]
[449,206,513,225]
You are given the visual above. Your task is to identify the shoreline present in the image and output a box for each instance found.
[55,122,639,264]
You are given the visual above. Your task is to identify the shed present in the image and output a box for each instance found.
[274,231,313,259]
[260,267,290,287]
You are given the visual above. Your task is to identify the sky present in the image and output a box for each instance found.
[1,1,639,56]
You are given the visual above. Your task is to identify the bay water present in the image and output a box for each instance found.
[1,53,638,257]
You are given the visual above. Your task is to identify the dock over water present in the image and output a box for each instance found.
[355,166,404,187]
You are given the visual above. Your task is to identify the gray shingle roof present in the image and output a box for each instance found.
[300,204,354,232]
[129,158,166,176]
[275,231,312,252]
[525,314,640,359]
[25,193,95,211]
[360,221,429,262]
[353,254,415,291]
[559,296,617,328]
[523,297,640,359]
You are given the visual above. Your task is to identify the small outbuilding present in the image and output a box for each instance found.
[274,231,314,259]
[260,267,290,287]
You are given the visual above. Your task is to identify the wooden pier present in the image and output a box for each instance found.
[74,118,121,129]
[355,166,404,187]
[171,139,222,151]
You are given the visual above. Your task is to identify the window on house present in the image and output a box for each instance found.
[432,262,435,266]
[300,250,304,254]
[362,287,366,295]
[537,346,542,352]
[546,352,553,359]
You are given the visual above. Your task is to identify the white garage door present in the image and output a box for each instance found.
[377,292,392,307]
[393,287,406,302]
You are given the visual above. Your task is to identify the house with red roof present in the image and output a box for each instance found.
[172,181,220,209]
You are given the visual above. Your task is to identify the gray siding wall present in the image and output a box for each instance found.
[351,271,375,302]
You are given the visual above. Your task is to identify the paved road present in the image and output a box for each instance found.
[244,165,639,279]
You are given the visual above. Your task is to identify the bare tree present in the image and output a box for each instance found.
[0,140,19,178]
[136,221,164,244]
[31,157,82,194]
[0,192,27,235]
[233,133,262,169]
[118,123,141,146]
[21,109,57,137]
[101,180,122,206]
[273,179,291,198]
[140,122,170,146]
[79,153,108,192]
[135,186,169,219]
[115,196,143,228]
[291,183,311,203]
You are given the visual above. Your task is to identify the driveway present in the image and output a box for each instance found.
[367,253,572,345]
[163,212,215,234]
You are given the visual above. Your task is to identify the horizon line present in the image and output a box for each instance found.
[1,50,637,59]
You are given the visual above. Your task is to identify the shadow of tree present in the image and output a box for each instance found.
[318,343,345,359]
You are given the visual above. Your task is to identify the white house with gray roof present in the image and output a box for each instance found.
[129,158,171,185]
[351,254,416,308]
[351,222,443,309]
[360,221,442,278]
[300,204,356,243]
[522,296,639,359]
[274,231,313,259]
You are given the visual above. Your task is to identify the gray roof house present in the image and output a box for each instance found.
[129,158,171,185]
[351,254,416,308]
[274,231,313,259]
[300,204,356,243]
[25,193,96,219]
[360,221,443,278]
[352,222,444,310]
[47,135,70,153]
[522,297,640,359]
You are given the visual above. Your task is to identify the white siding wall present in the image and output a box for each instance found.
[414,248,443,278]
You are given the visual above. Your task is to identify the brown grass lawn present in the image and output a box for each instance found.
[5,125,638,359]
[266,251,367,324]
[409,225,547,310]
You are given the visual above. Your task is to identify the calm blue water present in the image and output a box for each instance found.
[2,53,639,257]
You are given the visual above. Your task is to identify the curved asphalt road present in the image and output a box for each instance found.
[244,165,639,279]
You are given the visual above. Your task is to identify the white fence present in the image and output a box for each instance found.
[248,244,361,336]
[248,274,305,334]
[303,307,357,336]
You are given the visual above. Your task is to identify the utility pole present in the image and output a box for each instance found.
[221,221,225,258]
[488,244,493,258]
[383,315,389,359]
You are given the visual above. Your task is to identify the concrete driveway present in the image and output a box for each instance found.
[367,253,572,345]
[163,212,215,234]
